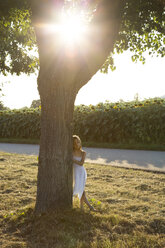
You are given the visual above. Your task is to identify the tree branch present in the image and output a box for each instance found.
[30,0,123,92]
[74,0,123,90]
[31,0,64,23]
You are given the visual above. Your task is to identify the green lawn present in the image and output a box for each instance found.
[0,152,165,248]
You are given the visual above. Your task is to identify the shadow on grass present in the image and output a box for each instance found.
[2,205,165,248]
[2,207,104,248]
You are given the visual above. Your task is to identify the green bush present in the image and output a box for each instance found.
[0,98,165,144]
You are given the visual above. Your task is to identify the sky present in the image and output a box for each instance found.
[1,51,165,109]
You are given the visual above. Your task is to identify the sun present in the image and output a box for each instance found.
[47,11,87,48]
[59,14,87,45]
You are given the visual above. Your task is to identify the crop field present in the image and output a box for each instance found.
[0,98,165,146]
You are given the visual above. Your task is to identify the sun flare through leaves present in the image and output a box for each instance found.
[45,9,88,48]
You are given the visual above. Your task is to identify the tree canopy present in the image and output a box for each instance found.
[102,0,165,72]
[0,0,164,75]
[0,0,38,76]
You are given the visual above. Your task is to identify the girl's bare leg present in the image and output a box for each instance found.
[82,191,96,211]
[80,193,84,210]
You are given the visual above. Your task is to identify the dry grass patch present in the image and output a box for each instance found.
[0,152,165,248]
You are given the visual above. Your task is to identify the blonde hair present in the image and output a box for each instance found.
[73,135,82,151]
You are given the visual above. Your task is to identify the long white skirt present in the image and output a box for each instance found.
[73,164,87,199]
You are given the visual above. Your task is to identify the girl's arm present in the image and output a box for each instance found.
[73,151,86,166]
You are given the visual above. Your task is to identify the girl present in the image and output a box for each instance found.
[73,135,95,211]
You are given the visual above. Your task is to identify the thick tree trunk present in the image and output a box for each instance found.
[31,0,123,213]
[35,69,77,213]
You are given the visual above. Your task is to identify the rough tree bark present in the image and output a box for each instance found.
[31,0,123,213]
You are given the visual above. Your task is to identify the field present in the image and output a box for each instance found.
[1,98,165,147]
[0,152,165,248]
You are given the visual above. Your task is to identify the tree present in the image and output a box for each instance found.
[31,0,125,213]
[0,0,164,213]
[31,99,41,108]
[0,101,6,110]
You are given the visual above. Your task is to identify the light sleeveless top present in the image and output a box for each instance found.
[73,156,87,199]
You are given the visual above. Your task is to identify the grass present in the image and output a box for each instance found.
[0,137,165,151]
[0,152,165,248]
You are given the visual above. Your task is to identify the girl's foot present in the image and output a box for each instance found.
[89,206,96,212]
